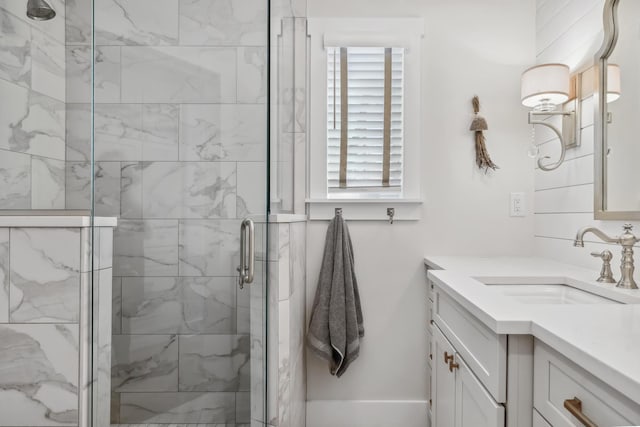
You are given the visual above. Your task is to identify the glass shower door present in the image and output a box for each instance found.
[82,0,270,425]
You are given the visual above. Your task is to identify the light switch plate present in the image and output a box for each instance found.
[510,192,526,217]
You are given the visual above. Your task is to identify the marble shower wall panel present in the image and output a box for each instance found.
[121,47,237,104]
[267,221,306,427]
[0,5,66,209]
[0,324,79,426]
[180,0,267,46]
[113,220,179,277]
[0,223,115,427]
[120,276,236,335]
[9,228,81,323]
[74,0,270,423]
[0,229,9,323]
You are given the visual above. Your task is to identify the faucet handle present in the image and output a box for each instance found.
[591,250,616,283]
[591,250,613,262]
[624,224,634,232]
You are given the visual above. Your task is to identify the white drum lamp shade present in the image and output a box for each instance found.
[521,63,570,109]
[607,63,621,103]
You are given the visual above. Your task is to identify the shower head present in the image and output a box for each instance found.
[26,0,56,21]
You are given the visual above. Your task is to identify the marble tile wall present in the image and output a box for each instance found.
[266,221,307,427]
[60,0,268,424]
[0,224,115,427]
[0,3,66,209]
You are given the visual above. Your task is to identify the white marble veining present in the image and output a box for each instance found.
[65,103,91,161]
[179,220,240,277]
[238,47,267,104]
[0,150,31,209]
[31,157,65,210]
[425,255,640,404]
[0,9,32,89]
[0,229,8,323]
[121,47,237,103]
[95,0,179,46]
[31,28,65,102]
[0,0,65,44]
[112,277,122,335]
[0,79,65,160]
[10,228,81,323]
[121,277,235,334]
[141,162,236,219]
[66,161,121,216]
[114,220,179,276]
[119,392,236,424]
[94,268,114,427]
[66,45,121,103]
[179,0,267,46]
[179,104,266,161]
[0,324,79,426]
[112,335,179,392]
[178,335,250,392]
[237,162,266,218]
[65,0,92,45]
[120,162,143,218]
[68,104,180,162]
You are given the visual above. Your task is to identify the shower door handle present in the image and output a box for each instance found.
[237,218,255,289]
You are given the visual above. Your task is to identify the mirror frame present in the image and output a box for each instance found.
[594,0,640,219]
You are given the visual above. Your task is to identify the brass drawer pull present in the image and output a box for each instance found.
[444,351,454,364]
[449,360,459,372]
[564,397,598,427]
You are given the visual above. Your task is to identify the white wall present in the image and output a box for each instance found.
[533,0,640,269]
[305,1,536,425]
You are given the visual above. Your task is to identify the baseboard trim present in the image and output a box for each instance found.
[306,400,429,427]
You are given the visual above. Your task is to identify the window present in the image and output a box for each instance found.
[326,47,405,194]
[307,18,423,219]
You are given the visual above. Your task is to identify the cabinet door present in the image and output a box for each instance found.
[455,355,505,427]
[432,326,456,427]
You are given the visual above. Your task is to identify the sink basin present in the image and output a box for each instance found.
[485,284,620,305]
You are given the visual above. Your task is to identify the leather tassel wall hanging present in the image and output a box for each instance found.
[470,96,498,172]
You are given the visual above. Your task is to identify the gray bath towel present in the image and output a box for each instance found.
[307,214,364,377]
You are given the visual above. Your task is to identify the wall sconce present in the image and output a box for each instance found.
[521,63,580,172]
[607,63,621,103]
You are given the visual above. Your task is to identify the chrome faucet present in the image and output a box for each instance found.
[574,224,639,289]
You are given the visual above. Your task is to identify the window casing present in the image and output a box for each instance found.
[307,18,423,219]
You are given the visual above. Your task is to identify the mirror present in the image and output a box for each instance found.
[595,0,640,220]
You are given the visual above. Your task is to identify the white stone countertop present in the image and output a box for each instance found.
[0,214,117,227]
[424,255,640,404]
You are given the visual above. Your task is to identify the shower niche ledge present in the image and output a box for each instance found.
[0,213,117,427]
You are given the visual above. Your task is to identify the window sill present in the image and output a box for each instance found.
[306,198,423,221]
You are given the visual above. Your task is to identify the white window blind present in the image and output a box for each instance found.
[327,46,405,193]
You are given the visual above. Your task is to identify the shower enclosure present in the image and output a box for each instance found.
[0,0,270,425]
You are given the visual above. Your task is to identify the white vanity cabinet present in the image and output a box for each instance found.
[533,340,640,427]
[428,275,508,427]
[432,325,505,427]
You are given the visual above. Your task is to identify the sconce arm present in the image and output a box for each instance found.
[528,111,571,171]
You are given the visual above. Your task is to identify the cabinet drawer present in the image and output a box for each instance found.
[433,286,507,402]
[534,339,640,427]
[533,409,551,427]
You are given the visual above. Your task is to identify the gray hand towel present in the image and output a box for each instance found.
[307,215,364,377]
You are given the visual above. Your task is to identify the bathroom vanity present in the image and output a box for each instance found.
[0,215,117,427]
[424,256,640,427]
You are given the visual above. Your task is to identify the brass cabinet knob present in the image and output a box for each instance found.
[449,360,459,372]
[444,351,454,364]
